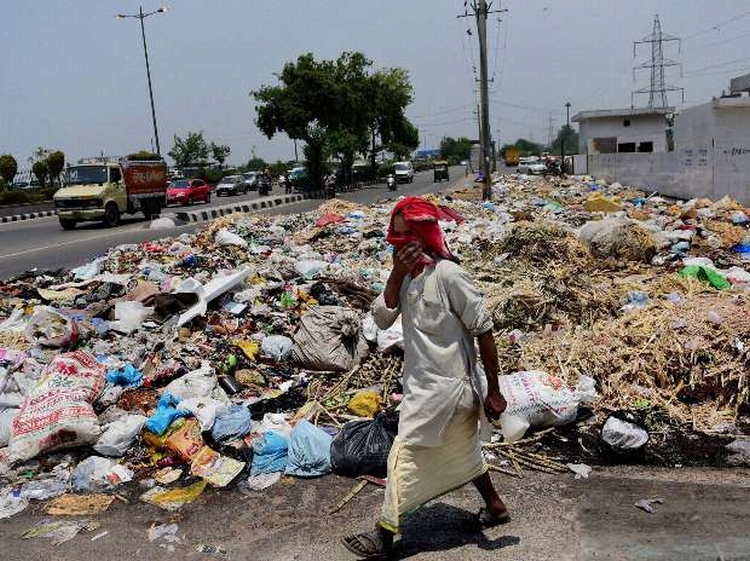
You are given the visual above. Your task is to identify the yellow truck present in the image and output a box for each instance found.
[54,158,168,230]
[504,147,520,166]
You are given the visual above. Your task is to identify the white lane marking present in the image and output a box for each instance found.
[0,223,148,260]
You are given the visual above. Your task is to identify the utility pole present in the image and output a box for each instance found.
[562,102,571,171]
[460,1,505,200]
[476,0,492,199]
[632,14,683,108]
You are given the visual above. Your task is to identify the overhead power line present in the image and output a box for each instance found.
[683,9,750,41]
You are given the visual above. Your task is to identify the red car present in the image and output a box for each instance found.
[166,179,211,206]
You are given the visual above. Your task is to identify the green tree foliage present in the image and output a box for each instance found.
[127,150,162,161]
[211,143,231,167]
[169,132,210,168]
[45,150,65,186]
[502,138,544,157]
[32,160,49,187]
[253,52,417,188]
[0,154,18,187]
[244,157,267,171]
[549,125,579,155]
[440,137,472,164]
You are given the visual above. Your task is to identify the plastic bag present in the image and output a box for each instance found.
[211,405,253,443]
[291,306,369,372]
[285,420,333,477]
[601,412,649,452]
[143,393,190,436]
[72,456,133,492]
[94,414,147,457]
[261,335,294,362]
[25,306,79,348]
[294,259,328,279]
[9,351,105,463]
[251,431,289,474]
[215,229,249,248]
[578,217,657,263]
[164,364,222,401]
[254,413,293,439]
[105,364,143,388]
[110,301,152,334]
[179,396,223,431]
[348,391,382,418]
[330,412,398,478]
[498,371,597,444]
[0,409,17,447]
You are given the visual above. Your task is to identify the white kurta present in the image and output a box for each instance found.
[371,259,494,447]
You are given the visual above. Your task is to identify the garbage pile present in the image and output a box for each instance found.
[0,173,749,520]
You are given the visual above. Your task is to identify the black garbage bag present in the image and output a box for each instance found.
[330,411,398,478]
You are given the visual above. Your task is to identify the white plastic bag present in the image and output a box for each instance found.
[215,229,248,248]
[94,414,147,457]
[262,335,294,362]
[72,456,133,492]
[164,364,224,401]
[601,415,649,451]
[498,371,597,443]
[110,301,152,334]
[294,259,328,279]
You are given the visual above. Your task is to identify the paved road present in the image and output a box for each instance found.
[0,168,469,280]
[0,465,747,560]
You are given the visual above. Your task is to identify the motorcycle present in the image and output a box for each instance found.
[544,159,564,177]
[325,175,336,199]
[386,174,396,191]
[258,174,272,196]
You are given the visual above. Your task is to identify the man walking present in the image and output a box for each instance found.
[343,197,510,559]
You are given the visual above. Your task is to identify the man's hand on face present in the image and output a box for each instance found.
[393,242,422,276]
[484,392,507,421]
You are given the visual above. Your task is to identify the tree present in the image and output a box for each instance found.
[440,136,472,163]
[0,154,18,186]
[127,150,162,161]
[512,138,544,156]
[549,125,579,155]
[45,150,65,186]
[368,68,417,169]
[32,160,49,187]
[211,143,231,167]
[253,52,417,189]
[245,157,267,171]
[169,131,209,168]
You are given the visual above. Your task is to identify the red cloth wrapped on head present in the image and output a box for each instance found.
[386,197,457,274]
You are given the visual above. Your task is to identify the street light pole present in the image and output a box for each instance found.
[117,6,167,156]
[562,102,571,170]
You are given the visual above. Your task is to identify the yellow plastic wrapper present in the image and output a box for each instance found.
[232,339,260,361]
[140,480,208,511]
[583,194,623,213]
[348,391,382,418]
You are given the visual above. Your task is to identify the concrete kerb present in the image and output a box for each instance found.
[0,210,57,223]
[174,193,307,223]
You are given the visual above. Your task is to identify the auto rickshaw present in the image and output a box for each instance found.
[433,160,449,182]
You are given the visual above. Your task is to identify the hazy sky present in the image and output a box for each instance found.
[2,0,750,168]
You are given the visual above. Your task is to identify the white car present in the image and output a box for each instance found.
[393,161,414,183]
[215,175,246,196]
[242,172,258,190]
[517,157,546,175]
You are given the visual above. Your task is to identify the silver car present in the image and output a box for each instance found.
[215,175,246,196]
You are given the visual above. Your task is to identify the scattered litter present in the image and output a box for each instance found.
[634,497,665,514]
[46,493,114,516]
[566,463,592,480]
[194,542,228,555]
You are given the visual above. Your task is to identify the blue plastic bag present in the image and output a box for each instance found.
[251,431,289,474]
[106,364,143,388]
[285,420,333,477]
[144,393,190,435]
[212,405,253,443]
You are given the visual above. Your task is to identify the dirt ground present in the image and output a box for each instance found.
[1,465,749,561]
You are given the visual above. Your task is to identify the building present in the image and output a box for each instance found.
[674,74,750,155]
[572,107,674,155]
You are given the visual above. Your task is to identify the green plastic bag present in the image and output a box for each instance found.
[678,265,730,290]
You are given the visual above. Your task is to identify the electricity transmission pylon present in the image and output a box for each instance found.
[632,14,684,108]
